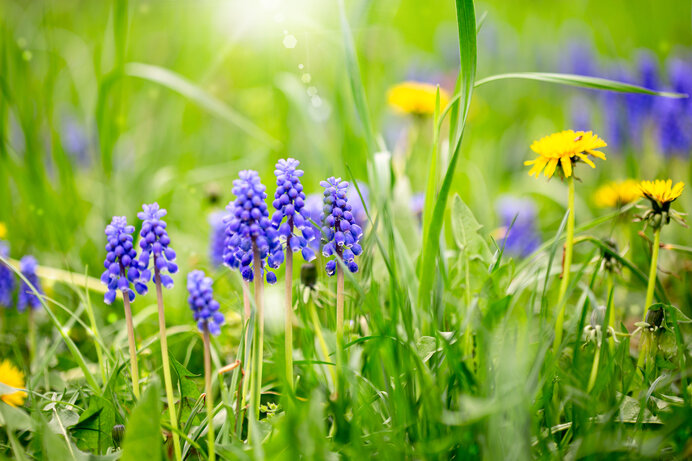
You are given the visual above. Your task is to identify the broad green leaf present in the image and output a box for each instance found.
[70,395,115,454]
[451,194,491,262]
[474,72,686,97]
[121,381,163,461]
[0,403,33,431]
[416,336,440,362]
[170,355,201,422]
[124,63,282,150]
[418,0,477,308]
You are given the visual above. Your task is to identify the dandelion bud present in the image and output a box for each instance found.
[300,263,318,288]
[645,306,664,330]
[112,424,125,446]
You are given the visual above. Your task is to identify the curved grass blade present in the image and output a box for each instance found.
[475,72,686,98]
[125,63,282,150]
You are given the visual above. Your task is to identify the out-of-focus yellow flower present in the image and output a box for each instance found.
[639,179,684,208]
[387,81,450,115]
[0,222,6,239]
[525,130,607,179]
[594,180,641,208]
[0,360,27,407]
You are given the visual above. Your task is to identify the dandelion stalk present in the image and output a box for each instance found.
[284,243,294,391]
[203,330,215,461]
[554,174,575,349]
[28,308,36,369]
[122,294,140,399]
[155,269,182,461]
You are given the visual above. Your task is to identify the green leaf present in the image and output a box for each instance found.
[418,0,477,308]
[121,381,163,461]
[0,403,33,431]
[475,72,686,98]
[451,194,491,262]
[416,336,440,362]
[70,395,115,454]
[170,355,201,422]
[124,63,282,150]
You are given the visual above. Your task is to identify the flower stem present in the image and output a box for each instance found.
[240,281,251,413]
[638,227,661,369]
[587,345,601,392]
[154,270,182,461]
[122,294,140,399]
[643,227,661,319]
[28,308,36,370]
[554,175,575,348]
[203,330,215,461]
[336,256,345,397]
[250,242,264,422]
[308,295,337,391]
[284,246,294,392]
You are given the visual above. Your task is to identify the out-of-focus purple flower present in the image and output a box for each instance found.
[600,67,632,153]
[320,177,363,275]
[271,158,316,262]
[100,216,141,304]
[0,241,15,307]
[561,40,598,77]
[496,197,540,258]
[625,51,660,148]
[137,203,178,292]
[209,211,229,268]
[656,58,692,157]
[304,193,323,253]
[17,256,42,311]
[346,183,369,230]
[187,270,224,336]
[223,170,282,284]
[61,117,90,166]
[569,95,592,132]
[410,192,425,222]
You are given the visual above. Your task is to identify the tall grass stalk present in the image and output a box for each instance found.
[638,227,661,369]
[203,330,215,461]
[122,294,140,399]
[84,294,107,384]
[308,295,337,390]
[554,175,575,348]
[284,245,294,391]
[154,269,182,461]
[28,308,36,369]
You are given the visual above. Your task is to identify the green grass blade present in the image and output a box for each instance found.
[475,72,686,97]
[124,62,282,150]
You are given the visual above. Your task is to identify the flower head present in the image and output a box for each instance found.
[655,58,692,157]
[100,217,141,304]
[320,177,363,276]
[387,81,450,115]
[17,256,42,312]
[0,241,15,307]
[224,170,282,283]
[0,360,26,407]
[209,211,229,268]
[347,184,369,230]
[271,158,317,262]
[495,197,541,257]
[593,180,641,208]
[0,222,6,239]
[137,203,178,291]
[187,270,224,335]
[525,130,607,179]
[639,180,684,210]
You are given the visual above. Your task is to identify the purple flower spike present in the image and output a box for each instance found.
[271,158,316,263]
[223,170,282,284]
[0,241,15,307]
[496,197,541,258]
[320,177,363,276]
[18,256,42,312]
[137,203,178,292]
[101,216,141,304]
[209,211,229,268]
[187,270,224,336]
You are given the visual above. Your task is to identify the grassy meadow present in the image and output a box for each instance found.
[0,0,691,459]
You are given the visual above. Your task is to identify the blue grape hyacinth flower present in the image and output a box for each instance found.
[0,241,15,307]
[137,203,178,292]
[496,197,541,258]
[187,270,224,335]
[271,158,316,262]
[224,170,282,284]
[320,177,363,276]
[209,211,229,269]
[17,256,42,312]
[101,216,142,304]
[656,58,692,157]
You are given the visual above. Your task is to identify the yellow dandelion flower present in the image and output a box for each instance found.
[525,130,607,179]
[0,360,27,407]
[639,179,684,208]
[0,222,6,239]
[594,180,641,208]
[387,81,450,115]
